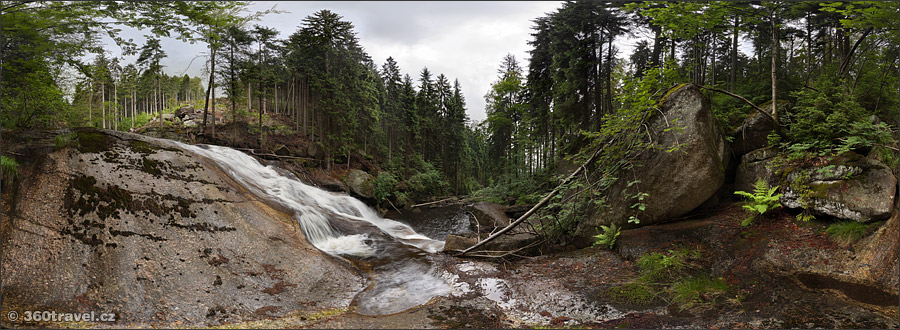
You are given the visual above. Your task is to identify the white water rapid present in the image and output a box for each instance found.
[175,142,445,257]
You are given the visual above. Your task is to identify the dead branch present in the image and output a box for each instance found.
[235,148,323,162]
[411,197,454,208]
[455,146,604,256]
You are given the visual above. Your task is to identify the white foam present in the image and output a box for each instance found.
[176,142,444,256]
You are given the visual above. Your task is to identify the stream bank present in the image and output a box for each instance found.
[219,203,898,329]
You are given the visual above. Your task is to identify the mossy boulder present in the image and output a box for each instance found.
[346,169,375,199]
[779,154,896,222]
[0,128,364,327]
[574,84,728,247]
[737,149,896,222]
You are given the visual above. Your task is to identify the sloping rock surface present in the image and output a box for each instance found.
[0,128,363,327]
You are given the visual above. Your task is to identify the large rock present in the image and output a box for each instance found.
[345,169,374,199]
[469,202,510,230]
[734,147,780,192]
[779,153,896,222]
[729,101,787,157]
[737,149,896,222]
[574,83,727,247]
[0,129,364,327]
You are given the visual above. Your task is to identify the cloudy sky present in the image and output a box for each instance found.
[113,1,566,122]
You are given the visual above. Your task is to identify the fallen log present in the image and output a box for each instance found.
[411,197,455,208]
[454,147,603,256]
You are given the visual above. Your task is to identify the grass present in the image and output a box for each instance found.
[1,155,19,184]
[607,282,659,306]
[636,248,698,282]
[669,276,729,311]
[606,248,732,312]
[825,221,869,247]
[54,132,77,149]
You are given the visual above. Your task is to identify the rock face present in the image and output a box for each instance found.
[780,153,896,222]
[345,169,374,199]
[734,147,780,192]
[0,129,364,326]
[574,84,727,247]
[729,101,786,157]
[737,150,896,222]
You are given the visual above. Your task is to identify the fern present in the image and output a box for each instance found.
[734,178,783,226]
[593,223,620,249]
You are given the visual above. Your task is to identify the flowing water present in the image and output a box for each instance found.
[176,142,470,315]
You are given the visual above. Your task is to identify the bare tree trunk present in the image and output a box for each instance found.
[203,41,216,132]
[731,16,739,90]
[101,82,106,129]
[114,80,119,131]
[770,8,779,125]
[88,81,93,124]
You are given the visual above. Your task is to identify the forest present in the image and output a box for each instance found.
[4,1,897,237]
[1,1,899,328]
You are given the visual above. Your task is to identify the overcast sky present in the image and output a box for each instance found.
[109,1,565,122]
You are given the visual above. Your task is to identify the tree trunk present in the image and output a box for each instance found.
[770,8,779,125]
[88,81,93,124]
[202,43,214,131]
[114,80,118,131]
[731,16,739,90]
[157,71,163,128]
[101,82,106,129]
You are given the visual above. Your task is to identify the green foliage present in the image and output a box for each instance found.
[406,161,450,198]
[607,282,658,306]
[733,178,783,226]
[1,156,19,186]
[787,79,868,146]
[373,171,398,205]
[670,276,729,311]
[825,221,869,247]
[636,248,697,282]
[592,223,620,249]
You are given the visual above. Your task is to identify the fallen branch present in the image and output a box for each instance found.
[386,198,402,214]
[235,148,323,162]
[456,146,604,256]
[411,197,454,208]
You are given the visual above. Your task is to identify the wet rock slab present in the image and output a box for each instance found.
[0,128,364,327]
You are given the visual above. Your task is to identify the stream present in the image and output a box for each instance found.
[176,142,469,315]
[174,142,898,328]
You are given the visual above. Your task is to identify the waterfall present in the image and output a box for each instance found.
[175,142,445,257]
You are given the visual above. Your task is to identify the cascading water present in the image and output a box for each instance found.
[175,142,467,315]
[175,142,444,256]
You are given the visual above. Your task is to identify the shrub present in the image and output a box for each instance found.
[407,161,450,198]
[636,249,697,282]
[373,171,399,205]
[825,221,869,247]
[734,178,783,226]
[592,223,620,249]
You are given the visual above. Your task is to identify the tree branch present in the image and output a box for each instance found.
[696,84,784,137]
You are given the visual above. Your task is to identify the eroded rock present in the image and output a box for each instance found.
[0,128,364,327]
